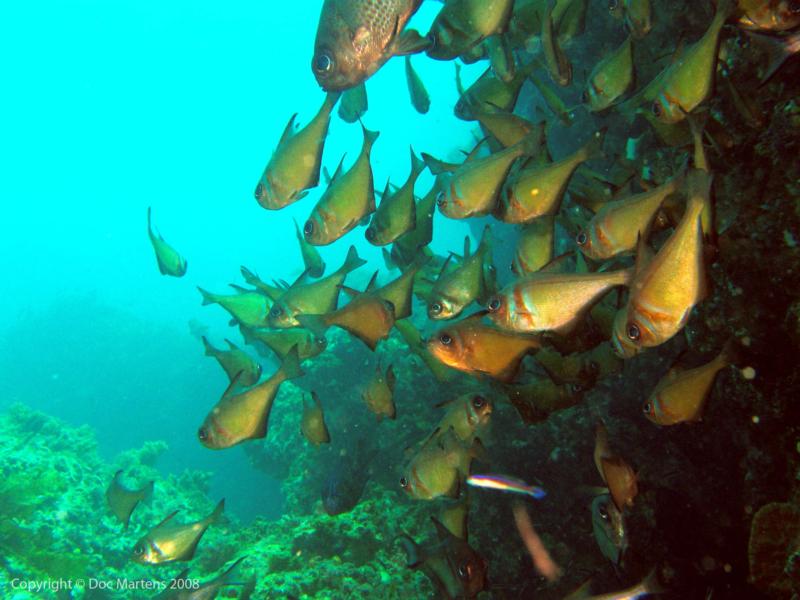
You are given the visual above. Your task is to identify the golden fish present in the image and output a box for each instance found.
[612,171,709,357]
[650,0,733,123]
[400,427,478,500]
[298,293,396,351]
[198,285,271,329]
[201,336,262,388]
[268,246,365,328]
[542,0,572,86]
[395,318,459,382]
[241,325,328,363]
[434,393,493,442]
[737,0,800,31]
[594,423,638,511]
[301,391,331,446]
[584,36,634,112]
[428,230,492,319]
[454,62,532,120]
[643,345,730,425]
[147,207,187,277]
[427,0,515,60]
[366,148,424,246]
[475,110,545,149]
[362,363,397,420]
[293,218,325,278]
[106,470,153,530]
[132,499,224,564]
[511,215,555,275]
[591,493,628,567]
[372,257,426,320]
[304,125,379,246]
[439,494,470,540]
[437,132,540,220]
[198,349,303,449]
[577,169,685,261]
[487,267,632,334]
[255,93,336,210]
[427,314,542,382]
[405,56,431,114]
[338,82,368,123]
[506,377,584,424]
[497,129,605,224]
[312,0,427,91]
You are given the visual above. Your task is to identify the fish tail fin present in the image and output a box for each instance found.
[361,122,380,152]
[748,31,796,86]
[409,146,426,178]
[197,287,214,306]
[719,337,742,369]
[517,127,545,158]
[339,245,367,276]
[713,0,736,26]
[685,168,713,220]
[382,248,398,271]
[219,556,247,584]
[395,534,424,568]
[147,206,153,232]
[207,498,225,525]
[280,346,305,381]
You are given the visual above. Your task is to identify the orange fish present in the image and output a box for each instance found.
[362,363,397,420]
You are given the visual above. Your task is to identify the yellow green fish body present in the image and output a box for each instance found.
[198,350,303,449]
[366,148,424,246]
[301,391,331,445]
[268,246,365,328]
[147,207,187,277]
[428,231,491,319]
[511,216,555,275]
[613,171,709,357]
[585,36,634,112]
[362,364,397,420]
[201,336,262,387]
[304,126,379,246]
[198,286,271,329]
[132,499,224,564]
[255,94,336,210]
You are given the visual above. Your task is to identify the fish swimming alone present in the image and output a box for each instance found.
[106,470,154,530]
[132,499,224,564]
[147,207,187,277]
[467,474,547,500]
[362,363,397,421]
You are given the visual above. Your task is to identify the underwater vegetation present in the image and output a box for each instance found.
[6,0,800,598]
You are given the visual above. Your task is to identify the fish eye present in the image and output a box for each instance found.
[598,503,609,520]
[270,305,283,317]
[197,427,208,441]
[581,89,589,104]
[588,360,599,374]
[487,297,502,312]
[315,336,327,347]
[254,182,264,199]
[384,299,395,313]
[642,401,652,414]
[472,395,486,409]
[435,191,446,206]
[133,544,144,555]
[577,231,588,246]
[303,220,315,237]
[314,53,334,74]
[439,333,453,346]
[651,101,662,118]
[569,383,583,394]
[365,227,376,241]
[457,562,470,579]
[509,262,516,272]
[626,323,641,341]
[430,302,443,315]
[427,31,438,50]
[399,476,409,488]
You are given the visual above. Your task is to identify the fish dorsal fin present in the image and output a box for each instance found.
[436,254,454,282]
[329,153,347,184]
[289,268,311,289]
[229,284,251,294]
[224,339,239,351]
[279,113,299,145]
[222,371,244,398]
[339,285,361,299]
[154,510,180,529]
[365,270,379,293]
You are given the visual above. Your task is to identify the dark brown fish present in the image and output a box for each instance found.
[312,0,428,91]
[106,470,153,530]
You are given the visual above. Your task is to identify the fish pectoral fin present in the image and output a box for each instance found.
[393,29,430,56]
